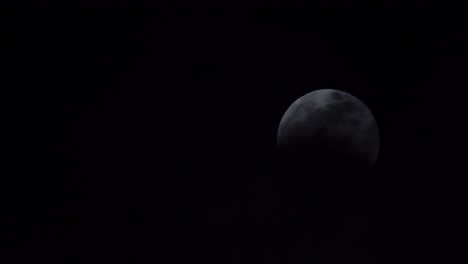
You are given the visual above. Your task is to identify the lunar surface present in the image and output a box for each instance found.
[277,89,379,167]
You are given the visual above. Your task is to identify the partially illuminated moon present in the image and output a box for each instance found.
[277,89,379,167]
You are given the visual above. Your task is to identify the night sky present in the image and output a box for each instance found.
[3,1,468,264]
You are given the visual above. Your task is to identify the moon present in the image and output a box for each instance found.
[277,89,379,167]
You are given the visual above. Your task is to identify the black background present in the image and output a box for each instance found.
[2,1,468,263]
